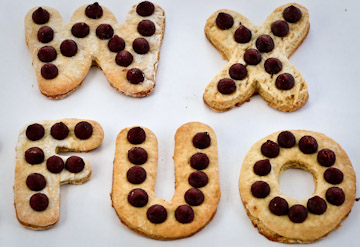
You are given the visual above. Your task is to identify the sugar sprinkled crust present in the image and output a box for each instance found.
[14,118,104,230]
[239,130,356,243]
[25,2,165,99]
[111,122,221,240]
[203,3,310,112]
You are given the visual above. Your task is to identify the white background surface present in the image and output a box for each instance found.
[0,0,359,246]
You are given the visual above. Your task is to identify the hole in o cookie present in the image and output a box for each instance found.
[279,163,315,201]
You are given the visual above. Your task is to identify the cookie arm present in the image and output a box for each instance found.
[99,3,166,97]
[261,3,310,58]
[204,9,256,60]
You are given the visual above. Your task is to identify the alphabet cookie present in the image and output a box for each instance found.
[25,1,165,99]
[203,3,309,112]
[111,122,221,239]
[14,119,104,230]
[239,130,356,243]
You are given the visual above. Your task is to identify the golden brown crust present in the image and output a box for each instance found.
[25,2,165,99]
[14,118,104,230]
[111,122,221,240]
[239,130,356,243]
[203,3,310,112]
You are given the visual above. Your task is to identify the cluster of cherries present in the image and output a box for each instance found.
[24,121,94,212]
[125,127,212,224]
[215,5,303,95]
[251,131,345,223]
[32,1,157,85]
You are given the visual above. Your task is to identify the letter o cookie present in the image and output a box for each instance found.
[239,130,356,243]
[111,122,221,239]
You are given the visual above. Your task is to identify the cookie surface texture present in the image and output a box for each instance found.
[203,3,309,112]
[14,119,104,230]
[25,1,165,99]
[239,130,356,243]
[111,122,221,239]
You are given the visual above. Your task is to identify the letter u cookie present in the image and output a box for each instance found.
[111,122,221,239]
[14,119,104,230]
[203,3,309,112]
[25,1,165,99]
[239,130,356,243]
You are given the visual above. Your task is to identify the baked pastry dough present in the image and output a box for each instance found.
[203,3,309,112]
[25,1,165,99]
[14,119,104,230]
[111,122,221,239]
[239,130,356,243]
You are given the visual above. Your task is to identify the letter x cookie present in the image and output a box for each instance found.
[14,119,103,230]
[111,122,220,239]
[203,3,309,112]
[25,1,165,99]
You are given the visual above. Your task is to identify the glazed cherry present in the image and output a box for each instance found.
[147,204,167,223]
[192,132,211,149]
[30,193,49,211]
[277,131,296,148]
[74,121,93,140]
[185,188,204,206]
[115,51,133,67]
[317,149,336,167]
[71,22,90,38]
[128,188,148,207]
[283,5,302,23]
[217,78,236,94]
[65,156,85,173]
[261,140,280,158]
[127,68,145,84]
[264,58,282,75]
[26,173,46,191]
[137,20,156,36]
[190,152,209,170]
[188,171,209,188]
[25,147,45,164]
[41,63,58,79]
[234,25,252,43]
[127,166,147,184]
[32,7,50,24]
[326,187,345,206]
[299,135,318,154]
[128,147,148,165]
[216,12,234,30]
[307,196,327,215]
[251,181,270,198]
[253,159,271,176]
[288,204,307,223]
[244,49,261,65]
[271,20,289,37]
[26,123,45,141]
[269,196,288,216]
[38,46,57,62]
[229,63,247,80]
[275,73,295,90]
[50,122,69,140]
[127,127,146,144]
[108,35,125,53]
[175,205,194,223]
[85,2,103,19]
[136,1,155,17]
[324,168,344,185]
[256,35,274,53]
